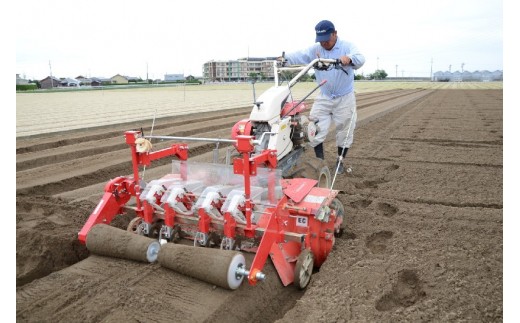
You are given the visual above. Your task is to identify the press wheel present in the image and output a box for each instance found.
[294,249,314,289]
[147,220,164,239]
[126,217,163,238]
[330,198,346,238]
[127,217,144,234]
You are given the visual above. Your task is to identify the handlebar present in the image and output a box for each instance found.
[277,58,343,88]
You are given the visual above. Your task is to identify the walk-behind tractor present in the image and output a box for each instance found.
[78,58,348,290]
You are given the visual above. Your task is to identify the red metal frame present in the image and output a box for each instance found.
[78,130,340,288]
[78,131,189,244]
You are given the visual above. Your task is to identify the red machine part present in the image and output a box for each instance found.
[79,131,342,290]
[231,119,253,140]
[78,177,135,244]
[78,130,190,245]
[249,182,339,287]
[281,100,307,117]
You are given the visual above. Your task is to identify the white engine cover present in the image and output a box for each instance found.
[268,117,294,160]
[249,86,291,123]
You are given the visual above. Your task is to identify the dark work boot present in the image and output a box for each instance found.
[335,147,349,174]
[314,143,324,160]
[337,146,348,158]
[335,157,345,174]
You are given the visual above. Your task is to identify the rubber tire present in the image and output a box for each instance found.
[294,249,314,289]
[294,157,331,188]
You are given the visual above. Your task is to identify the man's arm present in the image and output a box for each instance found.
[283,46,317,65]
[348,43,365,70]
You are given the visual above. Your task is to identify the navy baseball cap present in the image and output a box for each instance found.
[315,20,335,42]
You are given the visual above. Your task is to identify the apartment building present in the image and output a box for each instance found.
[203,57,277,82]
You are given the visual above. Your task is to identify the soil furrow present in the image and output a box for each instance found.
[16,88,503,323]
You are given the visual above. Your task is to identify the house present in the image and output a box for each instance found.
[60,78,81,87]
[76,76,92,86]
[90,77,111,86]
[40,76,61,89]
[110,74,129,84]
[126,76,140,83]
[16,74,29,85]
[110,74,140,84]
[164,74,185,82]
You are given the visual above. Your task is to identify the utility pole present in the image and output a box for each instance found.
[49,60,53,88]
[430,58,433,81]
[146,62,149,81]
[396,65,398,78]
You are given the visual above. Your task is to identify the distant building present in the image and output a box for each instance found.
[90,77,111,86]
[76,76,92,86]
[164,74,185,81]
[110,74,140,84]
[16,74,29,85]
[202,57,277,82]
[110,74,129,84]
[433,70,503,82]
[40,76,61,89]
[60,78,81,87]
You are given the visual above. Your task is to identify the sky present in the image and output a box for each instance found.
[15,0,503,80]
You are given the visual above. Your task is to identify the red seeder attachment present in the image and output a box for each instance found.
[79,130,345,289]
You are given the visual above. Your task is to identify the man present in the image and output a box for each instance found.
[282,20,365,174]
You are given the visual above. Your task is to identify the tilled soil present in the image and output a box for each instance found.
[16,89,503,322]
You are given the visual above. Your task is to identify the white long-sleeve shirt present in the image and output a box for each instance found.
[285,37,365,99]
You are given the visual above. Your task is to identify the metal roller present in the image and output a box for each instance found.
[86,224,160,263]
[158,243,246,290]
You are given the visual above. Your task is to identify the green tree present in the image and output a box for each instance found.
[370,69,388,80]
[354,73,365,80]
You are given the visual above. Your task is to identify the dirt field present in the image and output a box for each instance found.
[15,87,503,322]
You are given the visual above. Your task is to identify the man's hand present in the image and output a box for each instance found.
[339,56,352,66]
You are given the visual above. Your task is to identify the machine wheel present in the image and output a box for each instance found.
[294,249,314,289]
[126,217,163,238]
[147,220,164,239]
[330,198,346,238]
[298,157,331,188]
[171,224,183,243]
[127,217,144,234]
